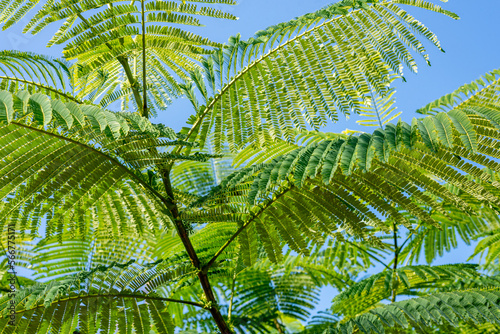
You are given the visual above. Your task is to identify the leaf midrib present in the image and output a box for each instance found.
[10,121,172,210]
[179,6,375,150]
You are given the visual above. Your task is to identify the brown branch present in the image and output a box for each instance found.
[274,318,284,334]
[160,168,233,333]
[391,221,398,303]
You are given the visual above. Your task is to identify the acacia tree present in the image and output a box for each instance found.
[0,0,500,333]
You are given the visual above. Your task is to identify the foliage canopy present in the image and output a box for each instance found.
[0,0,500,333]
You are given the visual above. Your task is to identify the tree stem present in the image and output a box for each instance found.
[140,0,148,118]
[274,318,284,334]
[203,186,291,272]
[117,56,144,112]
[392,221,398,303]
[160,169,232,333]
[75,12,144,113]
[227,272,236,323]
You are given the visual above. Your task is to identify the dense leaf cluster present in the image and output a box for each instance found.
[0,0,499,333]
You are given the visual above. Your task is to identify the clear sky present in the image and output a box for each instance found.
[2,0,500,130]
[1,0,499,319]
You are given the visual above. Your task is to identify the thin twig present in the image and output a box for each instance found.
[391,221,398,303]
[140,0,148,117]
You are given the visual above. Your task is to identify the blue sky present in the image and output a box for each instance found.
[2,0,499,131]
[1,0,499,321]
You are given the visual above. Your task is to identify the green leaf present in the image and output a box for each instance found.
[51,99,73,129]
[0,90,13,123]
[448,109,477,152]
[29,93,52,126]
[432,112,454,148]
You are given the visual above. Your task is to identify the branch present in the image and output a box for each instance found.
[202,186,292,272]
[175,8,370,154]
[397,222,424,261]
[117,56,144,113]
[11,122,174,212]
[391,221,398,303]
[344,240,391,271]
[140,0,148,118]
[75,12,144,113]
[160,168,232,333]
[227,272,236,323]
